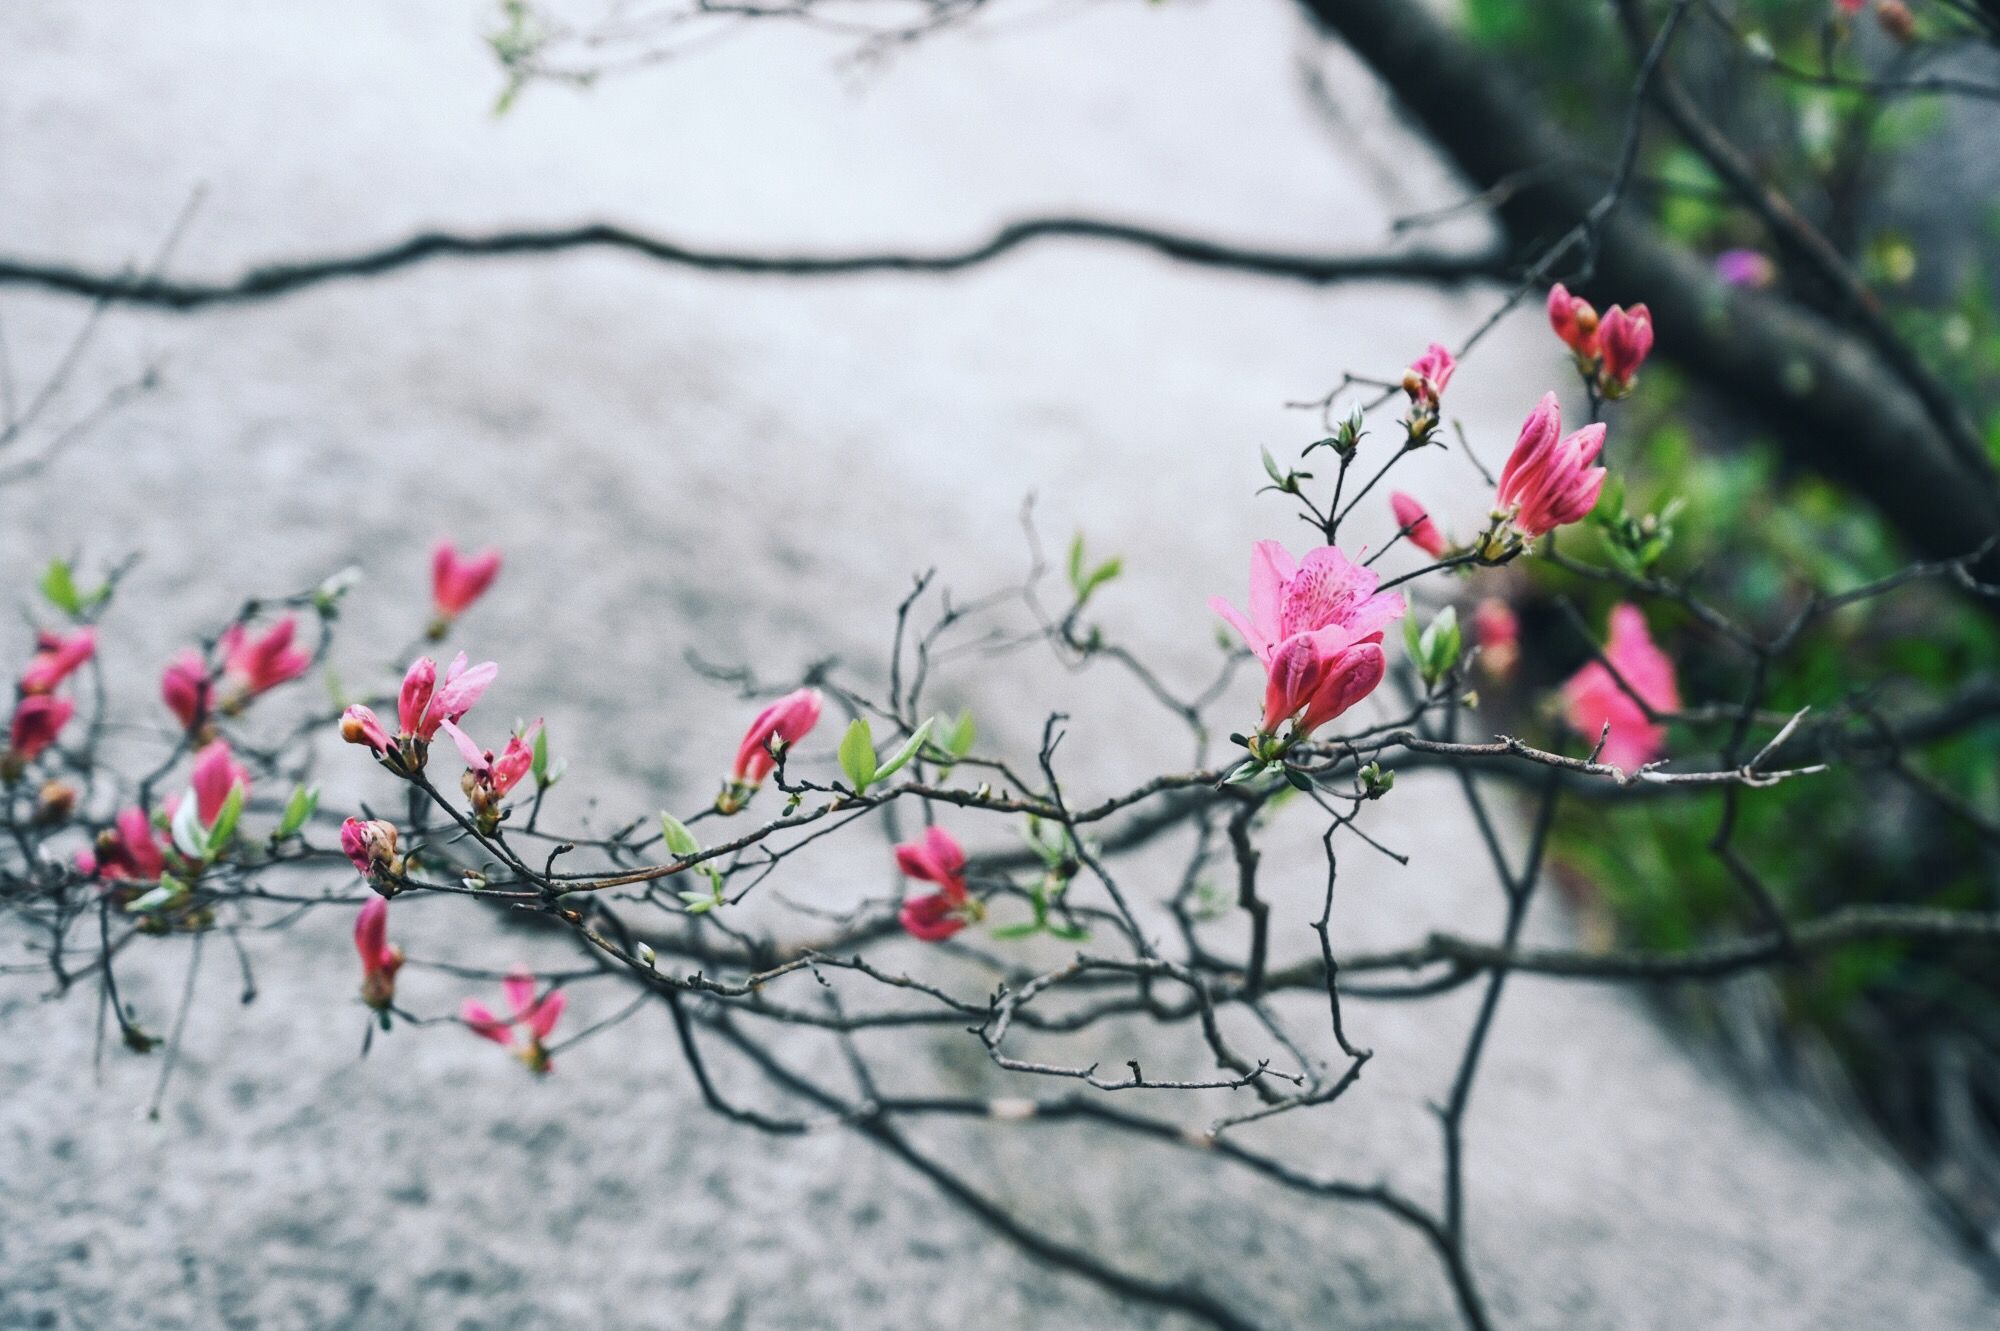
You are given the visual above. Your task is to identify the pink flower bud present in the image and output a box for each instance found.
[1546,283,1600,358]
[340,704,395,756]
[191,740,249,824]
[1596,304,1654,394]
[20,629,95,695]
[899,891,968,942]
[220,618,310,701]
[1401,342,1456,414]
[1561,604,1681,772]
[341,816,401,879]
[1474,599,1520,680]
[729,687,823,788]
[1498,393,1608,539]
[8,694,75,765]
[1388,491,1448,558]
[394,653,498,744]
[432,542,503,620]
[84,807,167,881]
[161,650,212,734]
[464,970,565,1073]
[354,895,405,1011]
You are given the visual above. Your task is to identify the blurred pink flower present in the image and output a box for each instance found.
[895,825,971,942]
[20,629,95,696]
[1389,491,1448,558]
[355,895,404,1011]
[1597,304,1654,393]
[1547,283,1600,358]
[432,542,502,620]
[220,618,309,700]
[161,650,211,734]
[9,694,75,763]
[730,687,823,788]
[1562,604,1681,771]
[463,970,566,1074]
[1474,599,1520,680]
[191,741,249,823]
[79,807,166,881]
[1714,248,1776,290]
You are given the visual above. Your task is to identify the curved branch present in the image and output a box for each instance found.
[0,217,1503,310]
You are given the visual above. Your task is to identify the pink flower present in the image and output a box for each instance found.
[8,694,74,764]
[1836,0,1864,12]
[190,740,249,824]
[1562,604,1681,772]
[1210,541,1404,738]
[1402,343,1456,414]
[80,807,167,881]
[1388,491,1448,558]
[161,650,212,734]
[1474,598,1520,680]
[729,687,823,788]
[895,825,971,942]
[20,629,95,695]
[1715,248,1775,290]
[355,895,404,1012]
[1547,283,1600,359]
[433,542,502,621]
[439,718,540,829]
[340,653,498,770]
[1497,392,1607,539]
[341,817,402,879]
[1596,304,1654,393]
[462,970,566,1074]
[220,618,309,700]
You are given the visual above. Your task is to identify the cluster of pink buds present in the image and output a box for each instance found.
[895,825,977,941]
[1562,603,1681,772]
[464,971,566,1074]
[440,718,541,833]
[341,816,404,882]
[77,807,167,881]
[1547,283,1652,398]
[6,629,93,780]
[1212,541,1405,759]
[1496,393,1607,541]
[431,541,501,637]
[340,652,499,775]
[354,895,405,1016]
[717,687,823,814]
[1400,343,1456,443]
[1388,491,1449,559]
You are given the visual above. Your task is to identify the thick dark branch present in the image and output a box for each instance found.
[0,217,1502,310]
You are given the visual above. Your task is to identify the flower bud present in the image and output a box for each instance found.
[1875,0,1914,43]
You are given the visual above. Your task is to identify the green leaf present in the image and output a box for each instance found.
[659,812,702,859]
[990,922,1042,940]
[1260,447,1286,486]
[945,711,977,759]
[531,726,554,786]
[276,785,319,839]
[40,559,82,616]
[1067,533,1087,595]
[873,717,935,786]
[205,782,246,857]
[126,874,189,915]
[838,717,877,793]
[1078,557,1122,603]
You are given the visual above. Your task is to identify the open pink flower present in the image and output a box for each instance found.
[463,970,566,1074]
[1388,491,1448,558]
[190,740,249,823]
[433,542,502,621]
[161,650,212,734]
[355,895,404,1012]
[1562,604,1681,772]
[439,718,540,829]
[79,807,167,881]
[342,817,402,879]
[729,687,823,788]
[220,618,309,701]
[340,653,498,770]
[8,694,74,764]
[1497,393,1607,539]
[1211,541,1404,738]
[895,825,971,942]
[1402,343,1456,415]
[1547,283,1600,359]
[1596,304,1654,394]
[20,629,95,696]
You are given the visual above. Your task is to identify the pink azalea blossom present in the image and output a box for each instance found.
[1596,304,1654,393]
[79,807,167,880]
[1474,598,1520,680]
[161,650,212,734]
[8,694,75,763]
[1388,491,1448,558]
[1497,392,1608,539]
[1547,283,1601,359]
[729,687,823,787]
[20,629,95,696]
[355,895,404,1012]
[340,653,499,768]
[341,817,402,879]
[1402,343,1456,415]
[1210,541,1404,738]
[220,618,310,700]
[1562,604,1681,772]
[463,970,566,1074]
[432,542,502,620]
[895,825,971,942]
[191,741,249,824]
